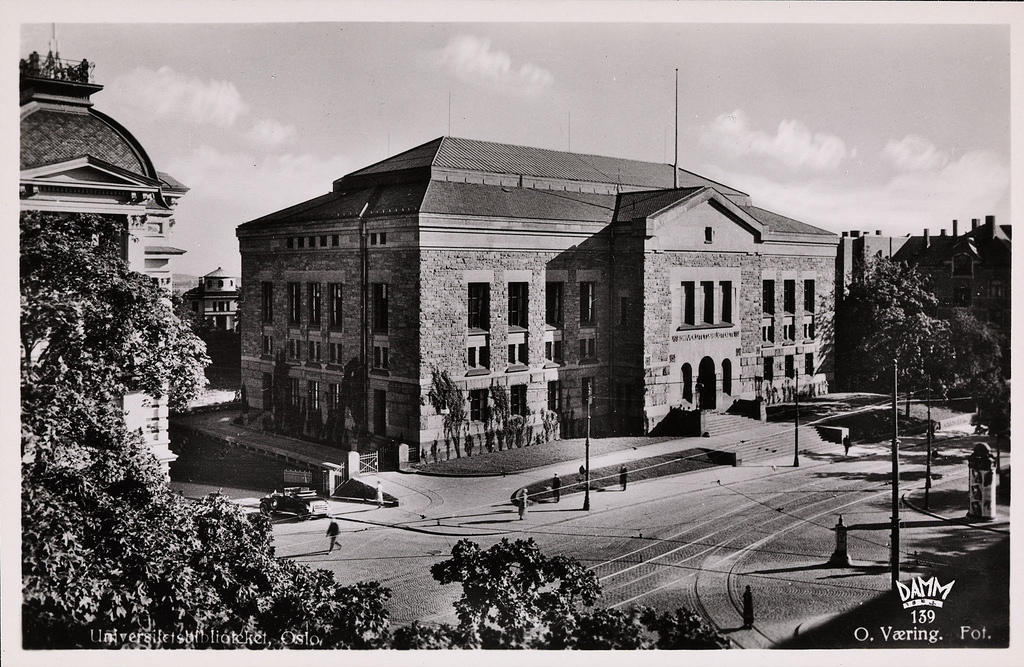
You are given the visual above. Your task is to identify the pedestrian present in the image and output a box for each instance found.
[375,481,384,509]
[551,473,561,503]
[326,519,340,553]
[517,487,528,520]
[619,465,628,491]
[742,585,754,628]
[843,435,851,456]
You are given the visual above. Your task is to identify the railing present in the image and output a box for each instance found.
[20,51,94,84]
[283,469,312,485]
[359,452,378,475]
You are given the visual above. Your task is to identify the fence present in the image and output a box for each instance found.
[283,469,312,485]
[359,452,378,475]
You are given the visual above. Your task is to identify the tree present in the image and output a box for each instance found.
[837,257,949,394]
[21,211,392,648]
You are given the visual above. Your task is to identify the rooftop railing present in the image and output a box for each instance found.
[20,50,94,84]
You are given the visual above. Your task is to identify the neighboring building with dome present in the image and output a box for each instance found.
[20,51,190,474]
[183,268,241,331]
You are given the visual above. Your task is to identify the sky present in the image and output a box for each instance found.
[15,5,1017,278]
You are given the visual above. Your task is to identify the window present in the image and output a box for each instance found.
[763,280,775,315]
[511,384,528,416]
[805,353,815,377]
[546,340,563,363]
[262,335,274,355]
[308,380,320,411]
[952,254,973,276]
[783,319,796,342]
[508,282,528,329]
[579,336,596,360]
[261,282,274,322]
[720,281,732,323]
[722,359,732,395]
[329,342,342,365]
[785,355,795,379]
[218,280,224,288]
[682,281,696,325]
[507,341,528,366]
[956,285,972,305]
[192,301,199,312]
[320,235,327,247]
[288,282,301,324]
[581,377,595,408]
[682,364,693,402]
[262,373,272,408]
[990,279,1005,298]
[373,345,389,370]
[287,237,294,249]
[469,389,489,422]
[307,340,322,362]
[372,283,389,333]
[784,280,796,313]
[763,357,774,382]
[468,283,490,330]
[288,378,301,406]
[705,226,714,244]
[547,381,561,412]
[369,232,388,245]
[702,281,715,324]
[308,236,316,248]
[467,337,490,370]
[329,283,343,329]
[373,390,387,435]
[802,318,815,340]
[546,282,564,326]
[288,339,300,360]
[309,283,322,325]
[332,234,339,247]
[328,383,341,411]
[804,279,815,313]
[297,237,305,249]
[580,281,596,325]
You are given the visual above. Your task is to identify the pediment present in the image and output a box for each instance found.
[21,156,161,190]
[645,187,764,251]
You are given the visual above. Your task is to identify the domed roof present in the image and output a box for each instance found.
[21,107,149,175]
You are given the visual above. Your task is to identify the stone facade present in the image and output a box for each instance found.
[237,137,838,454]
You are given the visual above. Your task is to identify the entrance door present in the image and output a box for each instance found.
[697,356,717,410]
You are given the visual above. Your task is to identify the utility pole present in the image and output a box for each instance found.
[583,391,592,511]
[673,68,679,188]
[925,380,932,510]
[891,359,900,591]
[793,371,800,467]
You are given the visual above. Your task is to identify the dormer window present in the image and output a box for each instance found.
[952,254,973,276]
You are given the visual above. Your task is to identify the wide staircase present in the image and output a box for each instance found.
[702,412,837,466]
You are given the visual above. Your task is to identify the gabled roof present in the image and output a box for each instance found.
[739,205,835,237]
[613,187,705,222]
[421,180,615,222]
[895,222,1011,269]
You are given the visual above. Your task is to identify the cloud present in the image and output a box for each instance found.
[702,149,1008,233]
[432,34,554,95]
[246,118,298,149]
[700,110,851,171]
[883,135,949,171]
[108,66,248,128]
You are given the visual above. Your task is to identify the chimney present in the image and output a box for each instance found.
[940,229,947,236]
[952,219,958,237]
[972,218,979,232]
[841,231,848,237]
[851,230,861,238]
[986,215,995,226]
[923,228,930,248]
[875,230,882,235]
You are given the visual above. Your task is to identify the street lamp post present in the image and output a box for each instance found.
[583,393,592,511]
[793,370,800,467]
[891,359,901,591]
[925,380,932,510]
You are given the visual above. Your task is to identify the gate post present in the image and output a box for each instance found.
[347,450,360,480]
[829,514,851,567]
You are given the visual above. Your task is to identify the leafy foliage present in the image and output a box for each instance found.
[428,367,466,454]
[21,211,392,649]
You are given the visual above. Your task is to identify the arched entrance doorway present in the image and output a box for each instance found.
[697,357,717,410]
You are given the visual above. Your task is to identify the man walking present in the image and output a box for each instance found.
[326,519,340,553]
[375,481,384,509]
[742,585,755,628]
[516,487,529,520]
[619,465,628,491]
[551,473,561,503]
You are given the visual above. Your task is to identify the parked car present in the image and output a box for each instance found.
[260,487,331,518]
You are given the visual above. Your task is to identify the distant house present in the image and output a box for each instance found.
[20,50,189,475]
[183,268,240,331]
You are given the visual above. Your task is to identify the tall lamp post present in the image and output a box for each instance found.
[793,370,800,467]
[891,359,901,591]
[583,392,592,511]
[925,380,932,510]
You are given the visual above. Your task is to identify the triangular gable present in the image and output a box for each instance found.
[21,156,162,190]
[644,187,765,243]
